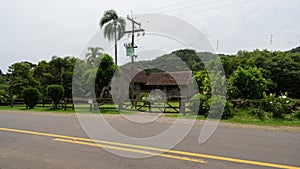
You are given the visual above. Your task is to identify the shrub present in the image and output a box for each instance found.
[228,67,268,99]
[204,96,234,119]
[22,88,40,109]
[189,93,210,115]
[0,89,8,105]
[260,93,292,118]
[249,108,270,120]
[46,85,64,109]
[294,110,300,120]
[189,94,234,119]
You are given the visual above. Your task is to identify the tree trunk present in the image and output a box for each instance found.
[114,21,118,65]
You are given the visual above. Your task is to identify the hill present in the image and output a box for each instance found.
[289,46,300,53]
[122,49,215,73]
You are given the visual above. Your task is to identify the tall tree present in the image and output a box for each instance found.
[99,9,126,65]
[32,60,53,106]
[85,47,103,67]
[82,54,117,98]
[7,62,37,100]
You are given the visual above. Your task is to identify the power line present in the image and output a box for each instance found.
[157,0,235,13]
[138,0,205,13]
[179,0,251,16]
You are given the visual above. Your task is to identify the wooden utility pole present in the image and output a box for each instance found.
[124,15,145,108]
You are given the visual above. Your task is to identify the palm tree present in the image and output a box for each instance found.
[100,9,126,65]
[85,47,103,67]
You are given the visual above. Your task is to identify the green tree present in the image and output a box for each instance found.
[72,58,89,98]
[222,49,300,98]
[0,69,4,84]
[264,52,300,98]
[47,85,64,109]
[0,89,8,105]
[49,56,68,85]
[228,67,268,99]
[85,47,103,67]
[193,70,211,95]
[32,60,53,105]
[23,87,40,109]
[220,55,241,78]
[0,84,9,105]
[95,54,117,97]
[7,62,37,100]
[49,56,76,98]
[100,9,126,65]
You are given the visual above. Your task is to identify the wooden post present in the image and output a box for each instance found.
[88,99,93,112]
[163,100,166,113]
[64,98,67,110]
[93,100,98,111]
[149,101,152,113]
[180,100,186,116]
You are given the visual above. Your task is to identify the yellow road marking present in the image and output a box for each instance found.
[1,127,300,169]
[53,138,206,163]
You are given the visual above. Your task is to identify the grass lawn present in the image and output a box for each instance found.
[223,109,300,126]
[0,104,135,115]
[1,104,299,127]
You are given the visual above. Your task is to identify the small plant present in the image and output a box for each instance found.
[46,85,64,109]
[249,108,270,120]
[261,93,292,118]
[23,87,40,109]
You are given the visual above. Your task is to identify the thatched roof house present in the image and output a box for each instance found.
[146,71,192,86]
[111,68,193,98]
[145,71,193,98]
[119,67,148,83]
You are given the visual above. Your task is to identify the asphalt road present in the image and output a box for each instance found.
[0,111,299,169]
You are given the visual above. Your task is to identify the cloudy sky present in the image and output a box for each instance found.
[0,0,299,72]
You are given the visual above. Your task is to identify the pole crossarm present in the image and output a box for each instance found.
[127,15,141,26]
[124,29,145,34]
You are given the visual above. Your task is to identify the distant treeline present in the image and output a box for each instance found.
[0,46,299,107]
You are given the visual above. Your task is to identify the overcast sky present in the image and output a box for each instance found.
[0,0,299,73]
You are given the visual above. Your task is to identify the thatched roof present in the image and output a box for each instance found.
[119,67,148,83]
[146,71,192,86]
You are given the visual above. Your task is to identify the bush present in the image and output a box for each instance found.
[47,85,64,109]
[260,93,292,118]
[249,108,270,120]
[189,94,210,115]
[205,96,234,119]
[189,94,234,119]
[228,67,268,99]
[23,88,40,109]
[294,110,300,120]
[0,89,8,105]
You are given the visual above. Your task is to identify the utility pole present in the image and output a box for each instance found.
[123,14,145,108]
[270,34,273,45]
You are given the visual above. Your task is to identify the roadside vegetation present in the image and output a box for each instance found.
[0,36,299,126]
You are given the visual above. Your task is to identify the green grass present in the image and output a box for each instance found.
[165,109,300,127]
[1,104,299,127]
[0,104,135,115]
[0,104,75,114]
[165,113,206,120]
[223,109,300,126]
